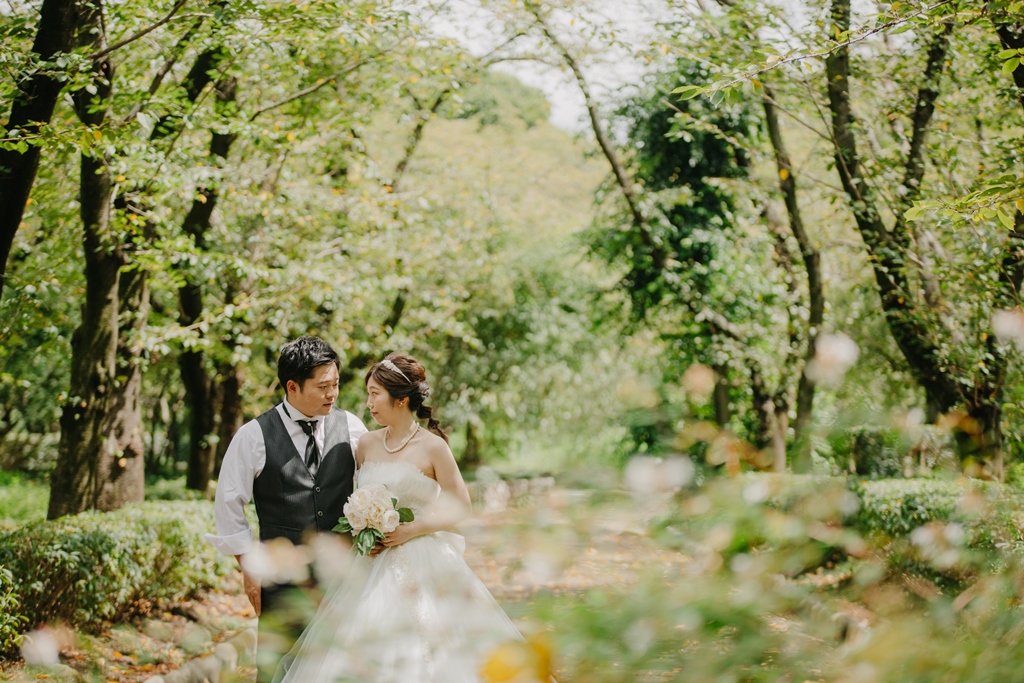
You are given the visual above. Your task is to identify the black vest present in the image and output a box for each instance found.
[252,405,354,545]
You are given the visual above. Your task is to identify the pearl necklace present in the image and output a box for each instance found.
[383,424,419,453]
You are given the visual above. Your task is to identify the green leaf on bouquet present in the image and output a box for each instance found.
[398,507,414,523]
[391,497,399,507]
[333,517,353,533]
[355,529,378,556]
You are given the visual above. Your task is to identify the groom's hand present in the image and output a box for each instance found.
[243,571,262,615]
[236,554,262,615]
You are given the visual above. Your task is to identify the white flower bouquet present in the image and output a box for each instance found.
[333,483,414,555]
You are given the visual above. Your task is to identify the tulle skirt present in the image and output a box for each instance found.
[274,532,522,683]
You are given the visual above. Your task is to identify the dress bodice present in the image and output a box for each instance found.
[356,460,440,518]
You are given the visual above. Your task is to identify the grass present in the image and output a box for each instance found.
[0,471,48,528]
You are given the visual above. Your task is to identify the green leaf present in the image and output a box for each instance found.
[997,48,1019,60]
[905,201,933,221]
[333,517,353,533]
[998,207,1015,230]
[398,507,414,523]
[672,85,704,101]
[1003,58,1020,74]
[355,529,378,555]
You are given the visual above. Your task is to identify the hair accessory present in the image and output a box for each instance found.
[379,358,410,381]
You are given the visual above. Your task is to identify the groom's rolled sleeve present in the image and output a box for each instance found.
[205,420,264,556]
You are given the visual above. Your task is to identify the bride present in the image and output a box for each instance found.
[274,353,526,683]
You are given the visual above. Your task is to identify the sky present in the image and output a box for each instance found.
[428,0,670,132]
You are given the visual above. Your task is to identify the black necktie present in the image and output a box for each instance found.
[299,419,320,479]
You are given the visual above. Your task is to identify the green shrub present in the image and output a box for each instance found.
[1006,462,1024,491]
[852,478,1024,587]
[854,478,967,535]
[0,501,232,640]
[853,478,1024,545]
[0,566,25,654]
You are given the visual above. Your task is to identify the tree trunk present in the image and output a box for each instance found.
[180,344,218,491]
[749,366,771,450]
[461,422,481,469]
[214,359,244,477]
[49,0,143,517]
[824,5,963,417]
[179,76,237,493]
[0,0,79,299]
[771,402,789,473]
[106,264,149,507]
[712,363,730,427]
[762,87,823,442]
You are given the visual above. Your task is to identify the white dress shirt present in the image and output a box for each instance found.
[205,398,368,556]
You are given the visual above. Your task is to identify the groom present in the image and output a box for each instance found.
[206,336,367,683]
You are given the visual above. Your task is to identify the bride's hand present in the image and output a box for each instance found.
[381,522,420,549]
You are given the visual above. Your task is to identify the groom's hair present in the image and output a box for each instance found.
[277,336,340,391]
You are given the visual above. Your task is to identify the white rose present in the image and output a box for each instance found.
[346,508,368,531]
[346,489,369,510]
[372,489,392,507]
[381,509,401,533]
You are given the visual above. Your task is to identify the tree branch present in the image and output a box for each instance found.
[524,1,663,266]
[249,56,375,121]
[825,0,960,411]
[89,0,189,61]
[122,18,206,124]
[392,87,451,192]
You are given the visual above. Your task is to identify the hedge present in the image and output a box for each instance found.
[0,500,233,654]
[854,478,1024,549]
[0,566,25,653]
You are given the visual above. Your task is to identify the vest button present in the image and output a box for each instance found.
[315,487,321,493]
[317,511,323,517]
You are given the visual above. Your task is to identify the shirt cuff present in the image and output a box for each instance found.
[205,528,253,556]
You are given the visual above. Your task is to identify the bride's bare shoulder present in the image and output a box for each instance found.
[362,428,385,441]
[420,430,455,461]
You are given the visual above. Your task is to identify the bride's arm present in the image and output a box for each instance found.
[381,442,472,547]
[429,441,472,512]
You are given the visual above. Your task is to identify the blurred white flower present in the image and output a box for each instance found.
[20,628,61,666]
[943,522,965,545]
[743,479,770,505]
[625,455,694,495]
[805,333,860,387]
[911,525,937,547]
[992,308,1024,349]
[729,553,754,575]
[681,364,717,403]
[242,538,312,586]
[309,534,355,584]
[521,550,560,584]
[624,618,656,655]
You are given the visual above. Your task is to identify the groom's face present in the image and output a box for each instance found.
[288,363,340,417]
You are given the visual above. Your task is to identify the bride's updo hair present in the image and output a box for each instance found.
[365,353,448,443]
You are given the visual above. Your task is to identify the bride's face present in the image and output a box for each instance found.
[366,376,408,426]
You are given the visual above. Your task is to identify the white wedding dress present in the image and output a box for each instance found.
[274,460,523,683]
